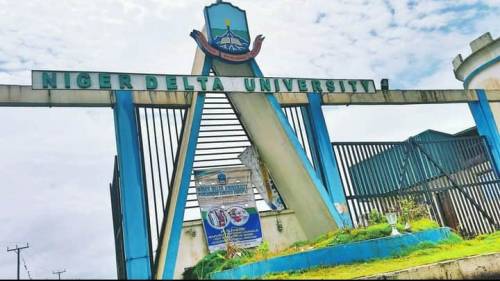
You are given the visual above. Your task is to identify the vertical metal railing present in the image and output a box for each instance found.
[109,156,127,279]
[187,92,253,220]
[282,106,315,166]
[333,137,500,236]
[135,106,188,259]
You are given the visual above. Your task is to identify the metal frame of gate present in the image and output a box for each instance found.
[111,98,500,277]
[109,91,318,273]
[110,99,500,278]
[333,136,500,237]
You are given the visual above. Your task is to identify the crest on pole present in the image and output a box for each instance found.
[190,1,264,63]
[205,2,250,54]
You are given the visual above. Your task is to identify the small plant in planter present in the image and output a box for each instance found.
[398,198,430,231]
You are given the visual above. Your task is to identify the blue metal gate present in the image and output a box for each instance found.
[333,136,500,237]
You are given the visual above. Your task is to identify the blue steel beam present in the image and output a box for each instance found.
[300,108,324,182]
[161,57,212,279]
[113,90,152,279]
[305,92,353,227]
[463,56,500,175]
[468,89,500,175]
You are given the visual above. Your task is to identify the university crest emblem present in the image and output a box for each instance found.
[190,1,264,63]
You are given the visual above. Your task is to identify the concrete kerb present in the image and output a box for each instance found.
[360,252,500,280]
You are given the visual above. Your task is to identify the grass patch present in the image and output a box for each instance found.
[407,218,440,232]
[264,231,500,280]
[183,218,440,279]
[250,218,439,261]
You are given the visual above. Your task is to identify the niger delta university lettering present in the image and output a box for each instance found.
[32,71,376,94]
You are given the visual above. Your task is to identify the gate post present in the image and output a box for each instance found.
[113,90,152,279]
[467,90,500,175]
[454,32,500,174]
[304,92,353,228]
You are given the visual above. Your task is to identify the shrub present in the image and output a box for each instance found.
[368,209,387,225]
[399,198,429,224]
[183,250,247,280]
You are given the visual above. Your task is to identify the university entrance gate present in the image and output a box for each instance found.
[1,1,499,279]
[109,92,322,278]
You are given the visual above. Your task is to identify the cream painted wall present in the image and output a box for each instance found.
[454,34,500,130]
[468,63,500,129]
[173,210,307,279]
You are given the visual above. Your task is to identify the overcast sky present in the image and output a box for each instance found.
[0,0,499,279]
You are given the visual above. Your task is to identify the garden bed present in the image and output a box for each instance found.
[211,227,452,279]
[264,231,500,279]
[183,218,443,279]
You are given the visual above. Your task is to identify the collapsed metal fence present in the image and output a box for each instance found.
[333,136,500,237]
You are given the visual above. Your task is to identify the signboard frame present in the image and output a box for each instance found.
[194,167,263,253]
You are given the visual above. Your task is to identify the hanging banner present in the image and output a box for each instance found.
[239,146,285,211]
[194,167,263,253]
